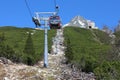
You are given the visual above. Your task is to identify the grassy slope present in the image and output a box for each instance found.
[114,31,120,43]
[114,31,120,38]
[64,27,110,63]
[64,27,120,79]
[0,26,56,61]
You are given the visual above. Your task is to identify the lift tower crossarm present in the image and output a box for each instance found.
[35,12,57,22]
[35,12,57,15]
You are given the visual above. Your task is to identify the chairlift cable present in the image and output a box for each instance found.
[25,0,41,27]
[54,0,58,13]
[54,0,57,8]
[24,0,33,18]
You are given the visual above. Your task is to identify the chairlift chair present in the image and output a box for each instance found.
[32,17,41,27]
[49,16,62,29]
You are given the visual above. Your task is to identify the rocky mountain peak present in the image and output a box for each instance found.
[64,15,88,28]
[63,15,98,29]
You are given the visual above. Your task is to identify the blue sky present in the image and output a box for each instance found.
[0,0,120,30]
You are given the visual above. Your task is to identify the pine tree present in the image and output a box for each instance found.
[23,32,35,65]
[0,32,5,43]
[65,38,73,63]
[0,32,7,57]
[23,32,35,55]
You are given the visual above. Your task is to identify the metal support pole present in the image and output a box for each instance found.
[34,12,57,68]
[44,20,48,67]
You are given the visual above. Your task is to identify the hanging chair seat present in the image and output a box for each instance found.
[49,16,62,29]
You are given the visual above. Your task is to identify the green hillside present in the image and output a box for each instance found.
[64,27,120,80]
[0,26,56,65]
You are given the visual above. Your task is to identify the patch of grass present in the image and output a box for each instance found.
[92,29,112,45]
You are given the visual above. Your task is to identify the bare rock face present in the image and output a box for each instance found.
[0,57,8,64]
[0,57,13,65]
